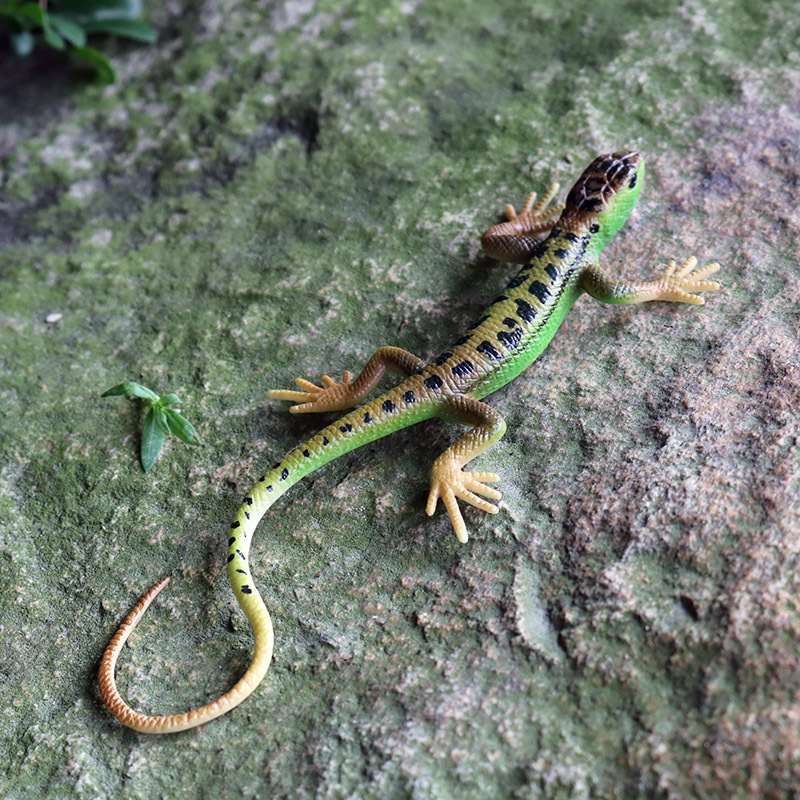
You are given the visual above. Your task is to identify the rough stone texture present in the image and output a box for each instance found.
[1,0,799,797]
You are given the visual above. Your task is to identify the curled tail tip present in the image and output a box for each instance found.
[142,574,172,604]
[99,568,274,734]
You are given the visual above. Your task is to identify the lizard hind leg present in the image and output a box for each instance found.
[268,346,426,414]
[426,396,506,543]
[267,371,355,413]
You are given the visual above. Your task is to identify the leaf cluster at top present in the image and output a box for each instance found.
[0,0,155,83]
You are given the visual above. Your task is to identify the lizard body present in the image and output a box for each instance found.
[99,151,720,733]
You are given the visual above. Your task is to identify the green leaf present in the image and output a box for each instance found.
[42,19,66,50]
[70,44,115,83]
[49,14,86,47]
[164,409,200,446]
[83,17,155,42]
[0,1,30,24]
[160,393,181,408]
[101,381,159,402]
[155,406,171,433]
[15,2,45,25]
[141,407,166,471]
[8,29,34,55]
[49,0,142,25]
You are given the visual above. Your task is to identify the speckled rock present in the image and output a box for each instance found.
[1,1,799,798]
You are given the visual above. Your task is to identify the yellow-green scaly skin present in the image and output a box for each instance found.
[99,152,721,733]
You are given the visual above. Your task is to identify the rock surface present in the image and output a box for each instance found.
[1,1,799,797]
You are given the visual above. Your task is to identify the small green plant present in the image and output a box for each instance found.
[0,0,155,84]
[102,381,200,472]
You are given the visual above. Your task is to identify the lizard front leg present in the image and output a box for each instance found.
[427,395,506,543]
[481,182,564,264]
[268,346,426,413]
[579,257,721,305]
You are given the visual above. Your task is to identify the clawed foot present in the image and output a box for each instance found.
[504,182,563,225]
[481,183,564,263]
[653,257,721,304]
[268,371,355,413]
[426,462,502,543]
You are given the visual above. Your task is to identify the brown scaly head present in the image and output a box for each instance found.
[560,151,644,245]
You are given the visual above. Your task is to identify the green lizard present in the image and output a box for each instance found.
[99,151,720,733]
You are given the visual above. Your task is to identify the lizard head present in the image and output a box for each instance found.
[561,151,644,248]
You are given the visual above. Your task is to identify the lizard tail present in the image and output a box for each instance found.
[97,473,282,734]
[98,398,432,733]
[98,567,273,733]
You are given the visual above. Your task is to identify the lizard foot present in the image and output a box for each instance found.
[504,182,563,224]
[426,462,501,543]
[481,182,564,263]
[650,257,721,305]
[268,371,355,413]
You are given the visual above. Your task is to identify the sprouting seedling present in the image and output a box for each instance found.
[102,381,200,471]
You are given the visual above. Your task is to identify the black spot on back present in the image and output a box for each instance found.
[435,352,452,366]
[424,374,443,391]
[515,298,536,322]
[529,281,551,303]
[497,327,522,350]
[477,341,501,360]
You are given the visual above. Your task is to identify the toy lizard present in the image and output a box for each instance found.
[99,151,720,732]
